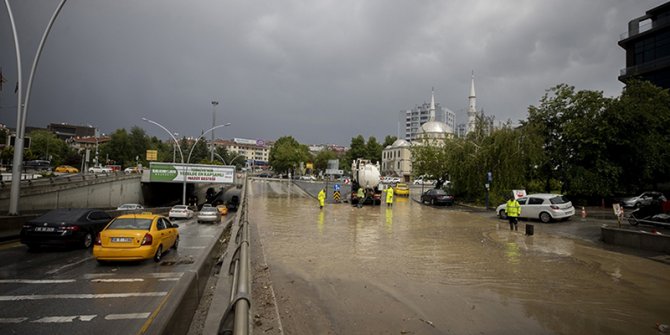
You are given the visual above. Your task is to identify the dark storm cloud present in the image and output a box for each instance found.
[0,0,662,145]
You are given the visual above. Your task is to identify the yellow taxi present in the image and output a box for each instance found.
[93,213,179,263]
[395,183,410,197]
[216,204,228,216]
[55,165,79,173]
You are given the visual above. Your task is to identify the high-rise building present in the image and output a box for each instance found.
[466,72,477,135]
[618,2,670,89]
[402,91,453,141]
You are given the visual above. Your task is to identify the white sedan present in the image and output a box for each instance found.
[117,203,144,211]
[88,166,113,173]
[169,205,194,220]
[496,193,575,223]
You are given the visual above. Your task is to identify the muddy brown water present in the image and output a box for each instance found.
[249,180,670,335]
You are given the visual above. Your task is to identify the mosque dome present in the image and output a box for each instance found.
[391,139,410,147]
[420,120,452,134]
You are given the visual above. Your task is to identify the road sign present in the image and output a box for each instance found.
[334,184,341,191]
[333,190,341,202]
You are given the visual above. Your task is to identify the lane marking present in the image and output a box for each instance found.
[31,315,96,323]
[83,273,116,279]
[0,317,29,323]
[90,279,144,283]
[45,256,94,275]
[0,279,75,284]
[105,313,151,320]
[148,272,183,278]
[158,278,180,282]
[0,292,167,301]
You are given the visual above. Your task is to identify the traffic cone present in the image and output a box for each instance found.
[581,207,587,218]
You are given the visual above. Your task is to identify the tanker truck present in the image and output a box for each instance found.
[351,158,382,206]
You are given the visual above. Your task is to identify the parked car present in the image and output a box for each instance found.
[93,213,179,263]
[496,193,575,223]
[299,175,317,181]
[413,178,435,185]
[20,208,112,250]
[116,203,144,211]
[124,166,141,174]
[168,205,194,220]
[216,204,229,216]
[88,166,113,173]
[420,189,454,206]
[394,183,410,197]
[620,191,666,208]
[197,206,221,223]
[381,176,401,184]
[55,165,79,173]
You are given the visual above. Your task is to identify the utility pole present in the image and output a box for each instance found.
[210,100,219,161]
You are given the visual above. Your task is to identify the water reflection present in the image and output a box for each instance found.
[248,180,670,335]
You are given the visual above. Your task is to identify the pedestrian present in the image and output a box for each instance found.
[386,186,394,207]
[356,187,365,208]
[318,188,326,209]
[505,194,521,231]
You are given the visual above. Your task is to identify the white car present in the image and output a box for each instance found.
[300,175,316,181]
[116,203,144,211]
[88,166,112,173]
[413,178,435,185]
[496,193,575,223]
[169,205,194,220]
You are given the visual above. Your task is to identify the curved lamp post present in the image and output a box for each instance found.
[141,118,186,204]
[183,123,230,205]
[6,0,68,215]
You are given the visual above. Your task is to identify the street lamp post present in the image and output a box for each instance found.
[184,123,230,206]
[5,0,68,215]
[141,118,185,204]
[210,101,219,161]
[172,132,179,163]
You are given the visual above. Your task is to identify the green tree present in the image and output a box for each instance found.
[268,136,310,174]
[26,130,70,164]
[606,80,670,193]
[383,135,397,148]
[314,149,338,172]
[346,135,366,165]
[365,136,382,163]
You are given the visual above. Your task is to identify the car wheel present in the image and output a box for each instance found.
[82,232,93,249]
[539,212,552,223]
[628,214,639,226]
[154,245,163,262]
[499,210,507,219]
[172,236,179,250]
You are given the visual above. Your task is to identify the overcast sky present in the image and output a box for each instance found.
[0,0,662,146]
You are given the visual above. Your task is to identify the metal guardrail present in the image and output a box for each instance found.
[217,178,251,335]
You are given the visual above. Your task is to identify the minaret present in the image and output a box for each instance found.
[467,71,477,135]
[429,87,436,121]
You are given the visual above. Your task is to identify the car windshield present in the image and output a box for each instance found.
[431,189,447,195]
[549,196,570,204]
[201,208,217,213]
[172,205,188,210]
[107,218,152,230]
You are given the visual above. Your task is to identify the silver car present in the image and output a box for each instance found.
[197,207,221,224]
[169,205,194,220]
[496,193,575,223]
[620,191,666,208]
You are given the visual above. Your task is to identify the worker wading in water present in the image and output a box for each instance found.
[318,188,326,209]
[356,187,365,208]
[386,186,394,207]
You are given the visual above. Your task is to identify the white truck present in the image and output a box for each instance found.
[351,159,382,206]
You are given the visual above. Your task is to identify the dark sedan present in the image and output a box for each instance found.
[20,208,112,250]
[421,189,455,206]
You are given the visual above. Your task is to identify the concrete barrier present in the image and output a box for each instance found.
[601,225,670,253]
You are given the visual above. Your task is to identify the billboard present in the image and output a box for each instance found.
[149,162,235,184]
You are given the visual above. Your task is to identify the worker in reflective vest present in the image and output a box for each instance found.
[386,186,394,207]
[318,188,326,209]
[505,195,521,231]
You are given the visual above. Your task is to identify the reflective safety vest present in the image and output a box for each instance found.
[357,188,365,198]
[506,199,521,217]
[386,187,394,203]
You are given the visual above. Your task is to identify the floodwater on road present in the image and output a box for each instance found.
[249,180,670,335]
